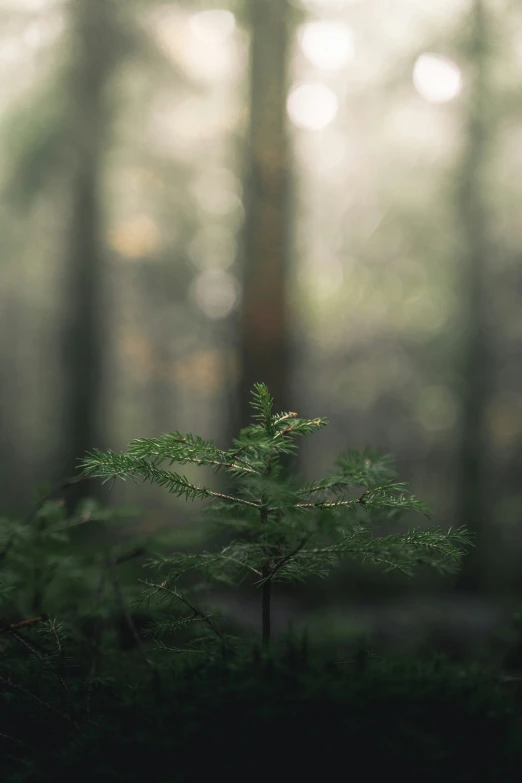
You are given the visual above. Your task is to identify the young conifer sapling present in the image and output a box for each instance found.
[80,384,473,649]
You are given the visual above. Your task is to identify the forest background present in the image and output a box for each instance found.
[1,0,522,656]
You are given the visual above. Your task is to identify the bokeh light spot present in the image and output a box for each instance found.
[299,21,354,71]
[108,215,162,260]
[191,269,239,319]
[188,228,236,271]
[413,54,462,104]
[189,10,236,43]
[287,83,338,131]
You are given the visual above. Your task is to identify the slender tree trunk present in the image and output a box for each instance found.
[143,262,178,437]
[454,0,495,593]
[262,575,271,647]
[261,454,273,647]
[58,0,119,511]
[238,0,291,431]
[0,295,23,513]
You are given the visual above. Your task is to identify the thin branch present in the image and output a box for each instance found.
[83,555,111,725]
[153,640,206,655]
[0,674,84,735]
[23,476,91,523]
[107,557,155,668]
[274,412,298,424]
[0,475,92,568]
[131,432,256,472]
[217,555,262,577]
[295,488,371,510]
[145,448,256,475]
[86,455,261,508]
[0,615,47,636]
[294,545,344,555]
[50,511,95,532]
[47,619,74,704]
[217,546,263,576]
[294,478,357,497]
[0,731,27,746]
[207,491,260,508]
[260,534,315,585]
[114,546,148,566]
[3,623,76,717]
[106,464,262,509]
[138,579,223,639]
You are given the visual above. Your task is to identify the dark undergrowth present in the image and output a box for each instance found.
[3,636,522,783]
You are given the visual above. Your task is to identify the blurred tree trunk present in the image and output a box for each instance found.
[58,0,120,512]
[237,0,292,431]
[454,0,496,594]
[0,294,23,513]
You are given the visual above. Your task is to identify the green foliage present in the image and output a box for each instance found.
[81,383,474,649]
[0,384,519,783]
[0,495,142,622]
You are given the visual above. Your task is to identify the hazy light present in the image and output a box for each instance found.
[180,39,236,81]
[300,255,344,298]
[413,54,462,104]
[298,0,365,11]
[298,129,349,177]
[0,40,25,65]
[108,215,162,259]
[315,130,348,171]
[189,10,236,43]
[287,83,338,131]
[299,22,354,70]
[148,8,236,82]
[487,393,522,447]
[188,228,236,271]
[175,349,233,394]
[416,385,458,432]
[386,102,451,151]
[0,0,59,8]
[191,168,243,216]
[0,11,63,68]
[22,14,64,48]
[149,94,238,157]
[191,270,239,319]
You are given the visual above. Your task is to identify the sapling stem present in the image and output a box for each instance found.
[260,446,274,646]
[261,568,271,647]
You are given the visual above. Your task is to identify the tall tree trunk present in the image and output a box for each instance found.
[58,0,119,512]
[238,0,292,431]
[0,294,23,513]
[455,0,495,593]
